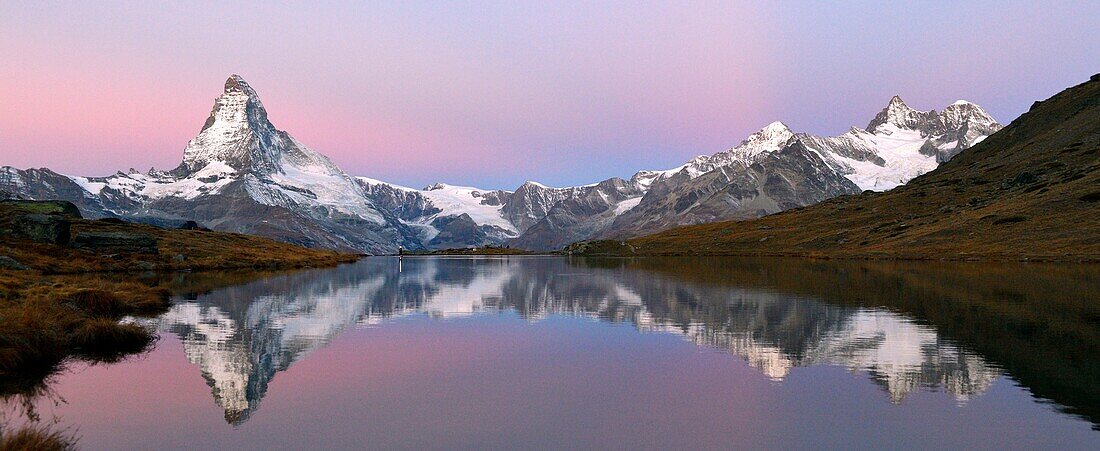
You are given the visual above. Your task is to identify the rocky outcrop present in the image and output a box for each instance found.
[71,231,159,254]
[13,214,72,245]
[599,142,861,239]
[426,214,488,249]
[0,255,28,270]
[0,199,82,218]
[178,220,211,231]
[510,178,643,251]
[0,200,82,245]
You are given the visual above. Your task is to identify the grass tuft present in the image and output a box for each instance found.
[0,424,76,451]
[69,320,155,363]
[65,289,126,316]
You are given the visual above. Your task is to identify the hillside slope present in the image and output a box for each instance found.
[571,74,1100,261]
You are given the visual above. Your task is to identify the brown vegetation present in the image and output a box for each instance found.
[0,203,359,274]
[0,424,75,451]
[0,274,169,396]
[567,75,1100,261]
[0,200,360,401]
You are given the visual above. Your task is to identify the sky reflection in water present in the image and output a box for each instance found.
[23,257,1100,449]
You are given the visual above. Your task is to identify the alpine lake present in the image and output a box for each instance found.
[4,256,1099,449]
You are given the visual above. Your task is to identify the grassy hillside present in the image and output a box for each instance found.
[569,74,1100,261]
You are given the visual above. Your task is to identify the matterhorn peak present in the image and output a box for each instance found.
[223,74,259,97]
[178,75,305,176]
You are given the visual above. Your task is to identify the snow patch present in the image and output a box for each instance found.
[418,184,517,233]
[614,197,643,215]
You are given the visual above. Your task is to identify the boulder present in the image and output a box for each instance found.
[179,220,205,230]
[0,200,82,218]
[13,214,72,245]
[0,255,28,270]
[133,261,156,271]
[71,232,159,254]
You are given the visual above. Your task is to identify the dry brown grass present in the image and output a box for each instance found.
[0,424,75,451]
[0,200,360,400]
[0,281,158,396]
[0,221,358,275]
[62,287,169,317]
[69,320,155,363]
[0,302,71,392]
[65,290,128,316]
[0,200,360,275]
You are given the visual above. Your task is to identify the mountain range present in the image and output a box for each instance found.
[578,74,1100,260]
[0,75,1001,253]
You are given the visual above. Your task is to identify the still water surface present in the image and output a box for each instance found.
[16,257,1100,448]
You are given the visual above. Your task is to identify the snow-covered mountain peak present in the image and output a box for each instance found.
[866,95,936,133]
[742,121,788,141]
[938,100,998,130]
[520,180,553,190]
[207,75,268,131]
[224,74,259,97]
[724,120,796,163]
[178,75,351,183]
[181,74,284,175]
[765,120,791,131]
[165,75,390,228]
[744,121,794,143]
[627,121,796,189]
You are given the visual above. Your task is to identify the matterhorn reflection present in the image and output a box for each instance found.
[153,257,1000,425]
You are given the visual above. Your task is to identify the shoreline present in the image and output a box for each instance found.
[0,200,362,407]
[379,247,1100,264]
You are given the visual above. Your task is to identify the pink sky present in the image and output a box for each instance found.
[1,2,1098,189]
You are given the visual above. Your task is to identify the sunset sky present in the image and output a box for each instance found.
[2,1,1098,189]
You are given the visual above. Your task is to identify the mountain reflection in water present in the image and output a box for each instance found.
[142,257,1100,427]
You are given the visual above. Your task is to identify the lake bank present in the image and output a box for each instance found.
[0,200,360,420]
